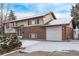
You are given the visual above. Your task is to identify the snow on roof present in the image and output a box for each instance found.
[4,12,54,23]
[47,17,73,26]
[16,11,54,20]
[16,14,42,20]
[3,14,42,23]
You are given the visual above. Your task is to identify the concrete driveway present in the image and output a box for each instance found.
[3,40,79,56]
[21,40,79,52]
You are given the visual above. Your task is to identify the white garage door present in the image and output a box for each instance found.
[46,26,62,41]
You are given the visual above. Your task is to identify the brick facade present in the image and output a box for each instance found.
[65,27,73,39]
[22,25,73,41]
[22,26,46,39]
[62,25,73,41]
[62,26,66,41]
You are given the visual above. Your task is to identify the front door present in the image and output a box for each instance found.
[16,28,21,36]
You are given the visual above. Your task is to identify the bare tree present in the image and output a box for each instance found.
[4,4,10,21]
[0,3,4,35]
[0,3,3,24]
[0,3,10,35]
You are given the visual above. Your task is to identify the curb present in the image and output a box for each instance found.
[1,49,21,56]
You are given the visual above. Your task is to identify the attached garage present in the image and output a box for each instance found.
[45,17,75,41]
[46,26,62,41]
[21,17,74,41]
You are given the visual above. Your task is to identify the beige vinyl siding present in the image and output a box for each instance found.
[39,17,44,25]
[67,22,73,28]
[16,20,28,27]
[4,24,16,33]
[43,14,54,24]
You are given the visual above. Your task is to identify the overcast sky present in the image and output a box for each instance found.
[3,3,75,19]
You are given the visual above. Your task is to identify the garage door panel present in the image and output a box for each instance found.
[46,26,62,41]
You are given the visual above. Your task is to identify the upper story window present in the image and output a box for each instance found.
[10,22,14,28]
[6,22,15,28]
[31,20,36,25]
[31,19,39,25]
[37,19,39,24]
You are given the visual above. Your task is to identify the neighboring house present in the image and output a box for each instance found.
[3,12,75,41]
[74,26,79,40]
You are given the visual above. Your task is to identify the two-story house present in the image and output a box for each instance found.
[3,12,75,41]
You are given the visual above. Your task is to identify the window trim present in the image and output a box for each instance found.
[29,33,37,38]
[31,20,36,25]
[37,19,39,24]
[31,19,39,25]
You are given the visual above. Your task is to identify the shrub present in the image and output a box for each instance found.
[0,48,9,54]
[0,35,22,54]
[1,44,8,49]
[8,35,22,49]
[0,44,9,52]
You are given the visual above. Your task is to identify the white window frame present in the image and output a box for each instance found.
[31,19,39,25]
[31,20,36,25]
[30,33,37,38]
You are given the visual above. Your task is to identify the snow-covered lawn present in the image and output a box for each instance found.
[21,40,39,48]
[20,40,79,53]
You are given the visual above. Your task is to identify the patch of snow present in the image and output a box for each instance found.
[21,40,79,53]
[48,17,72,26]
[21,40,39,48]
[58,50,69,52]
